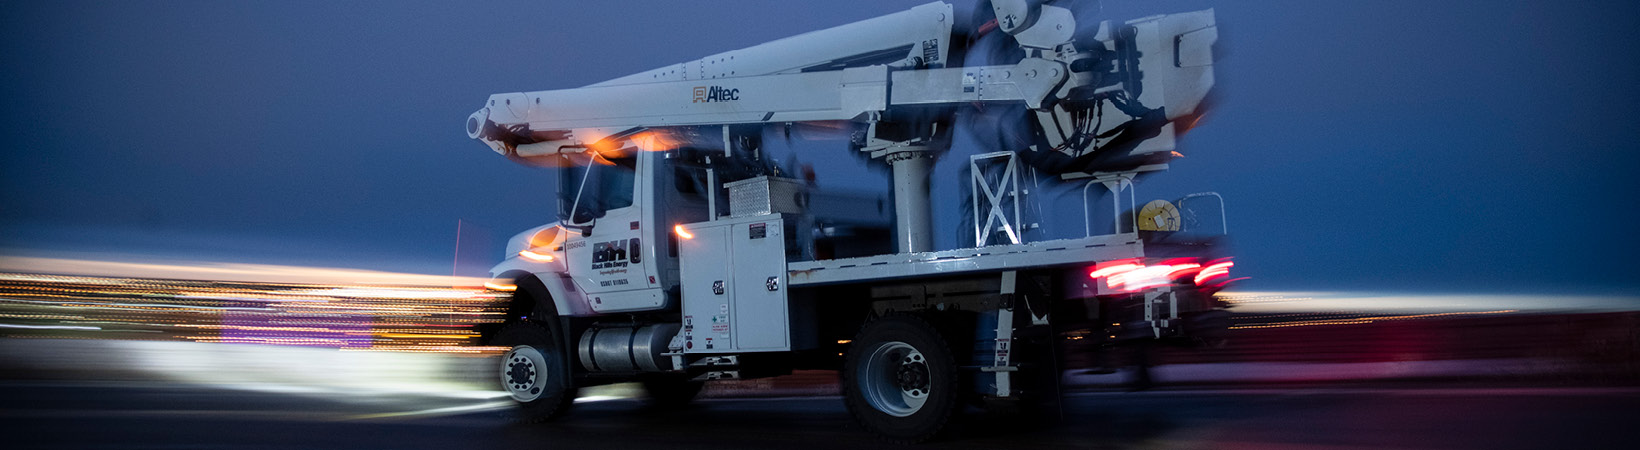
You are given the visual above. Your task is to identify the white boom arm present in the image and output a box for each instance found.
[467,1,1215,170]
[466,0,1216,252]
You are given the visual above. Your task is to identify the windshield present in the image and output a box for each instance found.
[558,153,637,223]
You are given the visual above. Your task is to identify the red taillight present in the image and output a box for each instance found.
[1109,265,1173,291]
[1089,257,1234,292]
[1194,259,1233,285]
[1089,262,1144,279]
[1165,262,1202,278]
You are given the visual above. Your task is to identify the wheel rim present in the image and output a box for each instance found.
[857,340,930,417]
[502,345,549,402]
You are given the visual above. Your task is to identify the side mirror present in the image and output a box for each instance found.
[561,221,594,237]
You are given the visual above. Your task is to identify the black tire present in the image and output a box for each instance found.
[492,320,576,423]
[842,314,960,443]
[640,374,705,409]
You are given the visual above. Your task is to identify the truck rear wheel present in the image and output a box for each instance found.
[842,314,959,443]
[493,320,576,422]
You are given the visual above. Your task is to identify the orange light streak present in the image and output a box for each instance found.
[483,282,518,291]
[518,249,555,262]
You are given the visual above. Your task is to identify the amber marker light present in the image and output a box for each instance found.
[674,224,694,240]
[518,249,555,262]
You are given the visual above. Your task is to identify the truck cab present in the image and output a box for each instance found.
[491,146,695,317]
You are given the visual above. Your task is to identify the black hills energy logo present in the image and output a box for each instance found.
[693,86,739,103]
[591,238,640,269]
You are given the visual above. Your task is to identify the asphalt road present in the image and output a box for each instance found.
[3,382,1636,450]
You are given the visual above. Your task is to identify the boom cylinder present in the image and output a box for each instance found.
[888,149,933,253]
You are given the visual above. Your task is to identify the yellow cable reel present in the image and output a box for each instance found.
[1137,199,1180,231]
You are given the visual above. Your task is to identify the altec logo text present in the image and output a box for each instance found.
[693,86,739,103]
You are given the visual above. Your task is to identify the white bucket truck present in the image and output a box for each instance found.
[466,1,1232,442]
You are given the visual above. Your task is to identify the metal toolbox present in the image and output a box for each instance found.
[677,214,791,353]
[725,176,806,218]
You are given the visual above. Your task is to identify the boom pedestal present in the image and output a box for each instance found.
[887,149,933,253]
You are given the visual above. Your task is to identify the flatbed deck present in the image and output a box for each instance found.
[785,233,1146,286]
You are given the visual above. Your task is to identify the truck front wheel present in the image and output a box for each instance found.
[494,320,576,422]
[842,314,960,443]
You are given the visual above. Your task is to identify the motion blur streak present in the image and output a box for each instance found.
[517,249,554,262]
[0,256,491,286]
[1195,260,1234,285]
[0,266,512,353]
[482,282,518,291]
[1219,291,1640,314]
[1088,257,1233,292]
[0,323,101,330]
[626,130,681,152]
[1089,262,1142,278]
[1228,309,1518,330]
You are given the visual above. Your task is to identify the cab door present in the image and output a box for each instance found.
[557,149,662,313]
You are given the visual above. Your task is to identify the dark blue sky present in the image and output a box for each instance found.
[2,1,1636,292]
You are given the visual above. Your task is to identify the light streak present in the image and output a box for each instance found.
[376,334,473,340]
[0,271,512,353]
[346,401,513,420]
[1213,276,1250,288]
[483,282,517,291]
[1090,259,1213,292]
[674,224,694,240]
[1229,309,1518,330]
[1195,260,1234,285]
[1165,263,1202,277]
[1089,263,1143,279]
[309,287,489,300]
[0,256,491,286]
[0,323,102,330]
[518,250,555,262]
[1108,265,1177,291]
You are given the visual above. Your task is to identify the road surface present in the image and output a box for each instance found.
[4,381,1636,449]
